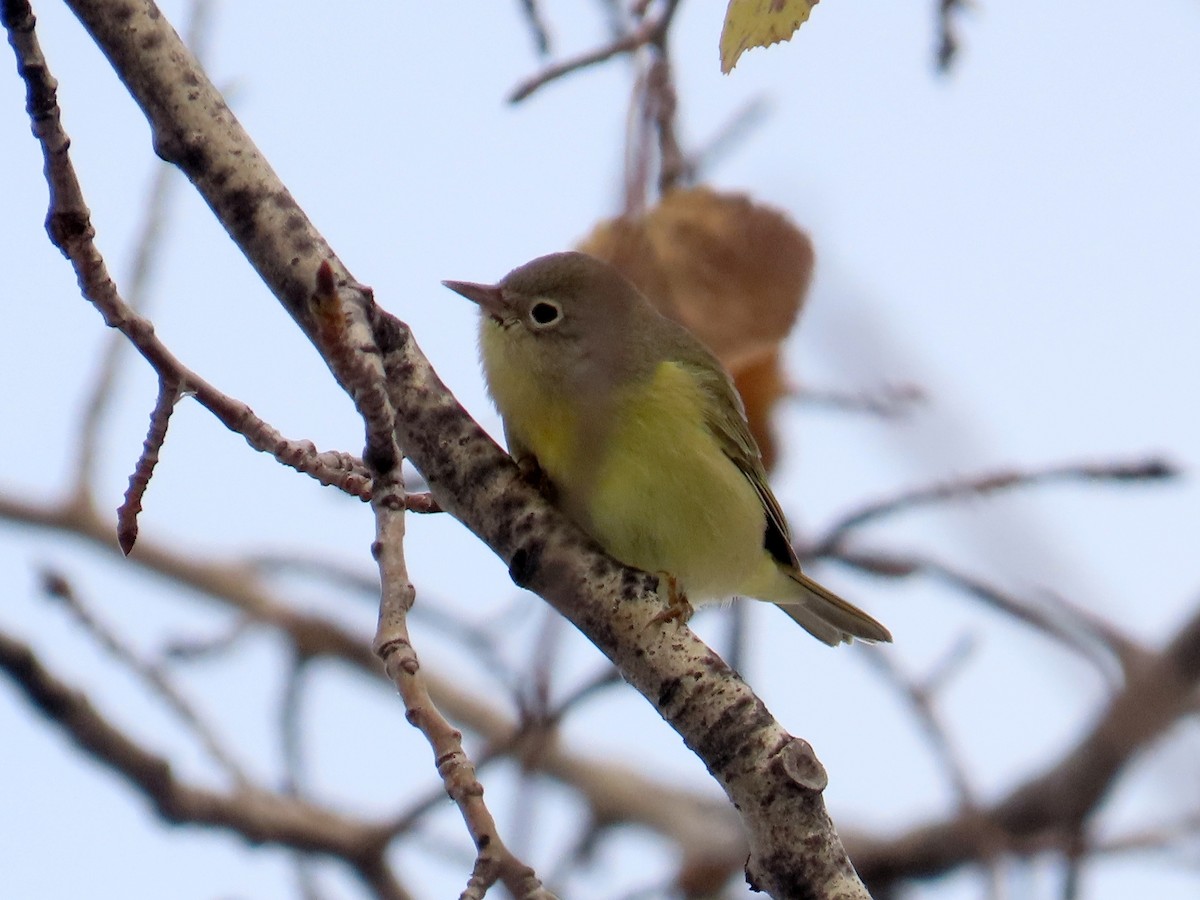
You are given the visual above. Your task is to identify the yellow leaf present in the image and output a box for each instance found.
[719,0,818,74]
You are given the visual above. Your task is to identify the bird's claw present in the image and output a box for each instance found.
[650,573,693,626]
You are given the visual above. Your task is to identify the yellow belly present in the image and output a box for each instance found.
[486,344,768,600]
[587,399,768,600]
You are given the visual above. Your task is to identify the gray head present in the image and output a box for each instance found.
[443,251,669,387]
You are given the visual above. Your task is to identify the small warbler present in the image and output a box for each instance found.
[444,251,890,645]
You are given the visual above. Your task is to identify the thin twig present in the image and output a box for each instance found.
[823,547,1130,681]
[371,469,556,897]
[72,155,175,500]
[6,14,373,515]
[117,376,181,554]
[862,639,978,810]
[161,618,252,661]
[317,257,561,900]
[647,0,684,194]
[688,96,772,179]
[936,0,969,72]
[0,628,409,899]
[619,0,686,205]
[40,568,252,786]
[508,0,678,103]
[280,653,324,900]
[646,51,686,194]
[1091,812,1200,856]
[71,0,217,500]
[792,382,926,418]
[280,652,310,796]
[508,608,567,859]
[817,456,1177,551]
[517,0,551,57]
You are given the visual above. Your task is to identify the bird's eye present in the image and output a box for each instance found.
[530,301,561,327]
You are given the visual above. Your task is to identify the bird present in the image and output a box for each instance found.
[443,251,891,646]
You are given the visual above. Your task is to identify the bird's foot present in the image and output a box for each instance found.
[650,573,693,625]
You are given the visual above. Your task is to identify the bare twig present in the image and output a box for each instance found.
[826,547,1131,680]
[161,618,252,661]
[71,0,217,501]
[40,567,251,786]
[5,0,371,513]
[649,1,684,190]
[646,51,686,194]
[508,0,679,103]
[862,640,978,810]
[792,381,926,418]
[1091,812,1200,857]
[688,95,772,179]
[620,0,687,204]
[280,653,324,900]
[936,0,969,72]
[72,152,176,501]
[516,0,551,57]
[312,260,562,900]
[544,666,624,723]
[817,456,1177,551]
[280,652,311,797]
[508,608,567,858]
[404,491,441,513]
[370,472,556,899]
[117,376,181,554]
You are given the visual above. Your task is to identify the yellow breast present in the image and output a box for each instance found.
[480,321,582,483]
[586,362,767,599]
[482,324,767,601]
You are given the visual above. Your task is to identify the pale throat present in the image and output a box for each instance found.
[480,322,600,488]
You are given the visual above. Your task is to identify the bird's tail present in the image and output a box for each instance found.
[775,570,892,646]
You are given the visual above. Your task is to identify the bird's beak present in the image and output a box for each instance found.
[442,279,508,321]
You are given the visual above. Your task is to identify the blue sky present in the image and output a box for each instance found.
[2,2,1199,897]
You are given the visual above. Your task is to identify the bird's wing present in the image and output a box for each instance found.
[680,359,802,571]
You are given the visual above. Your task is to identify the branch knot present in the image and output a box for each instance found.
[775,737,828,793]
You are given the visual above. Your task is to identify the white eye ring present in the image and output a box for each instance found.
[529,299,562,328]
